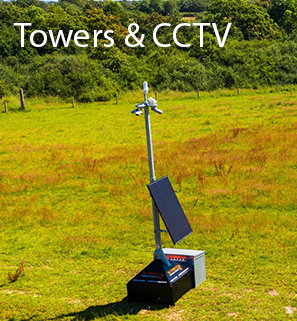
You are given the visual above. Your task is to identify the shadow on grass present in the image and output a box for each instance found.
[1,107,27,113]
[34,105,75,111]
[48,297,169,320]
[1,106,76,114]
[0,283,9,288]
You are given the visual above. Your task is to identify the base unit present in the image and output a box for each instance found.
[127,259,194,305]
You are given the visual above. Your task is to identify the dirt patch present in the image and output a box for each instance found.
[285,306,296,315]
[166,309,184,321]
[138,309,149,315]
[268,289,279,297]
[69,299,81,305]
[226,312,239,317]
[0,289,40,297]
[1,289,14,294]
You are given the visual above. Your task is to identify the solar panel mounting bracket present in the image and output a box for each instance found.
[154,249,172,267]
[156,229,169,233]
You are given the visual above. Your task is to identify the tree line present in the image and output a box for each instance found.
[0,0,297,102]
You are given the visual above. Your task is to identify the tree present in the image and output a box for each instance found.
[268,0,288,24]
[164,0,178,15]
[180,0,210,12]
[150,0,165,14]
[208,0,281,40]
[279,0,297,34]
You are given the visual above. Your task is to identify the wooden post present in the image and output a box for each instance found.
[155,90,158,101]
[116,93,118,104]
[72,97,75,108]
[276,83,278,91]
[237,86,240,95]
[197,88,200,98]
[20,88,25,111]
[4,101,7,113]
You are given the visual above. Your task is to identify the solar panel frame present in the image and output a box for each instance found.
[147,176,192,244]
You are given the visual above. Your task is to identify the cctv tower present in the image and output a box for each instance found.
[127,82,206,305]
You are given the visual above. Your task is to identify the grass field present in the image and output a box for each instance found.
[0,88,297,320]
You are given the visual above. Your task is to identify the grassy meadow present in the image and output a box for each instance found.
[0,88,297,320]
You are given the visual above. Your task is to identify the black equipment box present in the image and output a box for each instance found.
[127,259,194,305]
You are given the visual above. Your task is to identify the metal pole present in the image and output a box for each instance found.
[131,82,171,266]
[143,92,162,252]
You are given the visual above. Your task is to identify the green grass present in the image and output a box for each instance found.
[1,88,297,320]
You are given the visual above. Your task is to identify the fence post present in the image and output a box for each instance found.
[4,101,7,113]
[237,86,240,95]
[72,97,75,108]
[20,88,25,111]
[155,90,158,101]
[276,83,278,91]
[197,88,200,98]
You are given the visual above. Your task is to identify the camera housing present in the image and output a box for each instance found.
[135,102,147,108]
[153,108,163,114]
[148,97,157,106]
[131,84,163,116]
[135,110,143,116]
[131,108,138,114]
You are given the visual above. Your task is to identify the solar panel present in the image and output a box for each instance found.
[147,176,192,244]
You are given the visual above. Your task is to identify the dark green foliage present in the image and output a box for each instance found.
[278,0,297,35]
[268,0,288,24]
[208,0,281,40]
[180,0,210,13]
[24,55,117,102]
[278,54,297,83]
[0,80,10,98]
[150,55,208,90]
[163,0,179,15]
[0,0,297,100]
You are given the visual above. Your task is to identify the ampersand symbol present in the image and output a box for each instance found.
[125,23,145,48]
